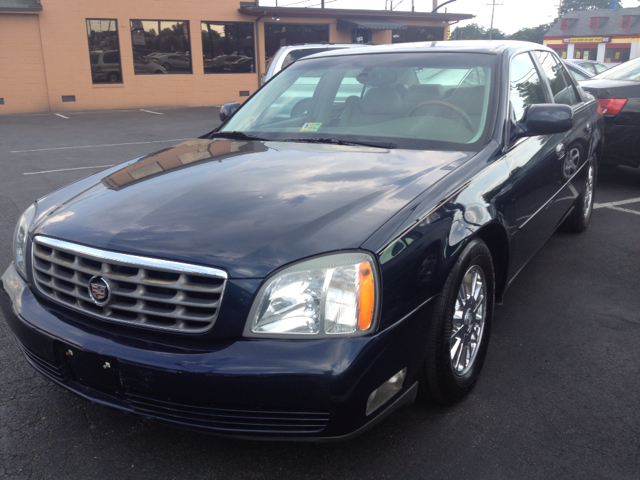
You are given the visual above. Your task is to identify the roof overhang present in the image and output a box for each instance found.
[0,0,42,13]
[238,3,474,23]
[337,18,407,30]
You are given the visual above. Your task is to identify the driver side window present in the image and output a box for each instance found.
[510,53,546,122]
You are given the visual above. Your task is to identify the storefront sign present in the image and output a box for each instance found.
[564,37,610,43]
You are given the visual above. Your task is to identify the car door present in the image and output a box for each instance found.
[501,51,570,274]
[534,50,593,219]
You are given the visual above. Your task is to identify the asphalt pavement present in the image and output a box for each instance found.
[1,108,639,479]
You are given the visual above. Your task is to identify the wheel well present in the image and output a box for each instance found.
[475,223,509,303]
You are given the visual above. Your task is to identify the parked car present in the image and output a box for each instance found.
[564,60,595,81]
[222,56,255,73]
[262,43,373,83]
[153,54,191,72]
[2,41,603,441]
[89,50,122,83]
[133,52,167,75]
[580,56,640,167]
[565,59,609,76]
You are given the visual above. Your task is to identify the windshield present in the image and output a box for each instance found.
[594,57,640,81]
[221,52,497,151]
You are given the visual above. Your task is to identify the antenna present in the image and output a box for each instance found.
[486,0,503,40]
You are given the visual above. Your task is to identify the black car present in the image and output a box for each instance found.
[2,41,603,441]
[580,56,640,168]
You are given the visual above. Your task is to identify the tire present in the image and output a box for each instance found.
[163,62,171,71]
[419,238,495,404]
[107,72,119,83]
[561,154,596,233]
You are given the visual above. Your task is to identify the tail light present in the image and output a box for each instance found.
[598,98,627,115]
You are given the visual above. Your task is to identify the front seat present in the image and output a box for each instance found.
[339,86,403,127]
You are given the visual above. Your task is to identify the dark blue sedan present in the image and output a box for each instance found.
[2,41,603,440]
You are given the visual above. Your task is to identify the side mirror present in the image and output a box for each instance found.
[514,104,573,139]
[219,102,241,123]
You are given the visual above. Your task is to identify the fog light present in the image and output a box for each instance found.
[366,368,407,416]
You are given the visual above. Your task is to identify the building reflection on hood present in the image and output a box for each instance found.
[101,139,268,190]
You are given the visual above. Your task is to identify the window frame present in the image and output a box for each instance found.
[130,19,193,75]
[560,19,570,31]
[589,17,599,30]
[86,18,123,85]
[622,15,632,28]
[201,21,256,75]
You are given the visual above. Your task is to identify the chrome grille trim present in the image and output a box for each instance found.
[31,235,227,334]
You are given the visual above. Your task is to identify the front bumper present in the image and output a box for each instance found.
[1,263,427,441]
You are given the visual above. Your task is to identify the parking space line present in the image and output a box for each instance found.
[24,165,115,175]
[10,138,189,154]
[605,205,640,216]
[54,113,70,120]
[594,196,640,209]
[140,109,163,115]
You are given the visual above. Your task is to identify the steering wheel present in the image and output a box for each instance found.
[409,100,475,132]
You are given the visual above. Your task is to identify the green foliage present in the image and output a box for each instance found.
[560,0,623,14]
[451,23,507,40]
[508,24,553,45]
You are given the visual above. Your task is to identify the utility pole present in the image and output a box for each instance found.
[433,0,438,11]
[487,0,503,40]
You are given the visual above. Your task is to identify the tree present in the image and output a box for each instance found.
[560,0,623,14]
[451,23,506,40]
[508,23,553,45]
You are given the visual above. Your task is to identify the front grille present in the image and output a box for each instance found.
[18,342,70,383]
[31,236,227,333]
[125,392,330,434]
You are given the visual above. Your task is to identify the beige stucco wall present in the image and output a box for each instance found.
[0,1,453,115]
[0,13,50,114]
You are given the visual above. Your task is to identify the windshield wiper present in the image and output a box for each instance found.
[210,131,268,141]
[284,138,397,149]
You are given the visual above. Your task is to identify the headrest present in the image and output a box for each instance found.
[404,84,444,103]
[361,87,403,115]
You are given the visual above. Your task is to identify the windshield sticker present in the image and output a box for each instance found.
[300,122,322,132]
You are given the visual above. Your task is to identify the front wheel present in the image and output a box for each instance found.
[561,155,596,233]
[419,238,495,404]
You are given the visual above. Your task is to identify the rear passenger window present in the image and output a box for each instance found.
[510,53,546,122]
[535,51,579,106]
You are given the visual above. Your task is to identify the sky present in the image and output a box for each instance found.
[258,0,564,35]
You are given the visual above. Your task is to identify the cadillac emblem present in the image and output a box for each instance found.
[88,276,113,307]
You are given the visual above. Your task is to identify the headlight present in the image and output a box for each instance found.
[13,203,37,280]
[245,252,377,337]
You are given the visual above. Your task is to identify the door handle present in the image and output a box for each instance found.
[556,143,566,160]
[585,122,592,133]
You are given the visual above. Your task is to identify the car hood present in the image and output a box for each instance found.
[34,139,473,278]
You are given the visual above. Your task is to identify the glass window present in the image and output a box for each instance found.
[86,19,122,84]
[392,26,444,43]
[264,23,329,59]
[510,52,546,122]
[604,47,631,63]
[201,22,255,74]
[561,19,570,30]
[622,15,632,28]
[566,63,591,82]
[590,17,599,29]
[535,51,579,106]
[595,57,640,81]
[220,52,496,151]
[574,47,597,61]
[130,20,192,74]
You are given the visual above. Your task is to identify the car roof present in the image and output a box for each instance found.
[305,40,550,59]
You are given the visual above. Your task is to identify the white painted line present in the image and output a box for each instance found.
[10,138,189,154]
[55,113,70,120]
[140,109,163,115]
[24,165,115,176]
[594,196,640,209]
[606,205,640,216]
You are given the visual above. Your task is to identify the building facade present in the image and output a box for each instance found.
[544,7,640,66]
[0,0,472,115]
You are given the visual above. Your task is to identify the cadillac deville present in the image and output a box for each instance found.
[1,41,603,440]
